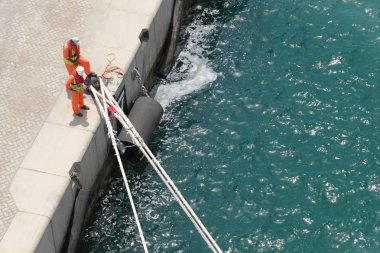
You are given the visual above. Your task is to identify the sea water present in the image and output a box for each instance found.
[78,0,380,252]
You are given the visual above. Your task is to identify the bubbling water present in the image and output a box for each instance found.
[154,14,218,109]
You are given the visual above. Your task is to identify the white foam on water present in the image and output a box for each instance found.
[154,20,218,110]
[154,52,217,109]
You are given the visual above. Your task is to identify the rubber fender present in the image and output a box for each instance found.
[118,96,163,163]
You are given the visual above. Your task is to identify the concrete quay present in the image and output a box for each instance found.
[0,0,174,252]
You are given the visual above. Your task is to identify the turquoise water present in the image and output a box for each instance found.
[78,0,380,252]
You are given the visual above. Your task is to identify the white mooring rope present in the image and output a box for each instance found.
[91,84,149,253]
[90,79,223,253]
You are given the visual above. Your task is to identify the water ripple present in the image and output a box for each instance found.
[80,0,380,252]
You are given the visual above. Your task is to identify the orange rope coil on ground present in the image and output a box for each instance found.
[101,53,124,79]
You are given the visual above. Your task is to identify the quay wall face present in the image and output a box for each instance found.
[0,1,174,252]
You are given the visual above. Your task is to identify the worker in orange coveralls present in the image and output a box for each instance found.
[66,66,90,117]
[63,37,91,75]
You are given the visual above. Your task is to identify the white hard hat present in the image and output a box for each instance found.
[71,37,80,45]
[76,66,85,76]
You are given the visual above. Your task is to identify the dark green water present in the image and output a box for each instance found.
[79,0,380,252]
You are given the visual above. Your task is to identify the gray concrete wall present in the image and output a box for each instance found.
[0,0,174,252]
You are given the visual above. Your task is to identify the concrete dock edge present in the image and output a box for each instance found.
[0,0,175,252]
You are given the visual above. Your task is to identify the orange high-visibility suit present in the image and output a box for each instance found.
[66,70,85,114]
[63,40,90,75]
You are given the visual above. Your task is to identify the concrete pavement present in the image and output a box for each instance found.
[0,0,174,252]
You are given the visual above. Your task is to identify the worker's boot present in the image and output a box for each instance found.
[75,112,83,117]
[81,105,90,110]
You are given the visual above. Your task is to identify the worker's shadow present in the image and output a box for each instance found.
[67,91,89,127]
[69,110,90,127]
